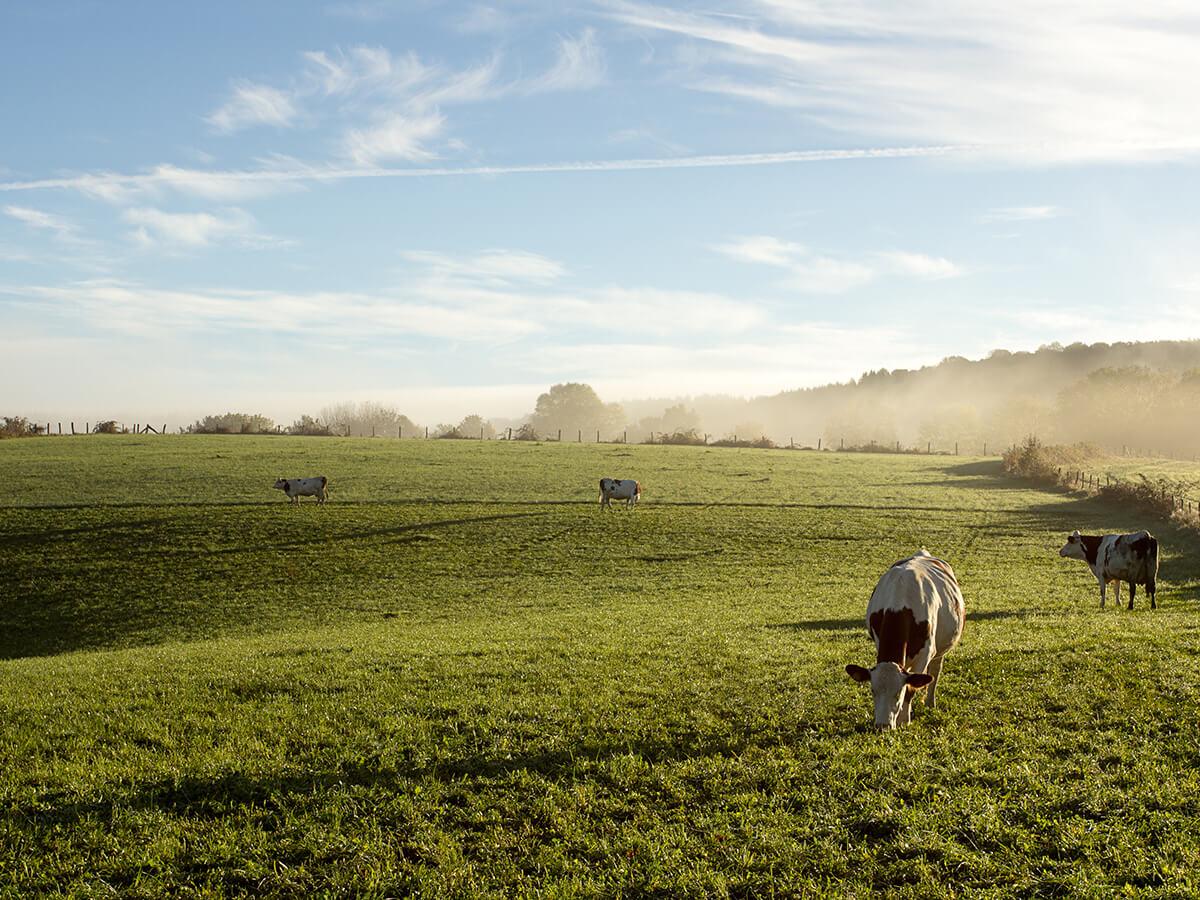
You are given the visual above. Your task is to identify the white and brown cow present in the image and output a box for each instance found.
[845,550,966,731]
[1059,529,1158,609]
[598,477,640,509]
[273,476,329,504]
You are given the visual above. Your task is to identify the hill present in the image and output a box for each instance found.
[629,339,1200,453]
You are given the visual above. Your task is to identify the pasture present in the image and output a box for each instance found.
[2,436,1199,896]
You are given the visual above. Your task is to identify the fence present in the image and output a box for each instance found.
[1059,467,1200,517]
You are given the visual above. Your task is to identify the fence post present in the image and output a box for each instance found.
[372,426,376,438]
[818,438,822,451]
[840,437,844,450]
[426,427,429,439]
[557,429,562,442]
[481,426,485,440]
[954,442,958,455]
[704,433,709,445]
[983,442,987,455]
[71,422,76,435]
[399,426,403,439]
[624,430,627,444]
[86,422,89,434]
[507,427,512,440]
[596,429,600,443]
[57,422,61,434]
[927,441,931,454]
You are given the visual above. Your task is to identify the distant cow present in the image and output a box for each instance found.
[845,550,966,731]
[273,476,329,504]
[599,477,640,509]
[1059,529,1158,609]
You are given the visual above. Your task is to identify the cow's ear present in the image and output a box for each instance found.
[906,673,933,688]
[845,664,871,683]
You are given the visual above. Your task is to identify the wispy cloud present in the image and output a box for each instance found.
[207,82,299,133]
[122,206,283,250]
[717,234,965,292]
[602,0,1200,163]
[526,29,605,93]
[716,234,806,267]
[400,248,567,285]
[877,251,963,280]
[342,113,446,164]
[0,249,766,346]
[4,205,76,236]
[981,205,1067,222]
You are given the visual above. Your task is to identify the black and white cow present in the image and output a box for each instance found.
[599,477,640,509]
[845,550,966,731]
[273,476,329,504]
[1059,529,1159,609]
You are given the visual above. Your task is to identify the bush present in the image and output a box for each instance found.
[288,415,334,436]
[511,424,540,441]
[656,429,707,446]
[710,435,776,449]
[188,413,275,435]
[1001,438,1102,482]
[0,417,38,438]
[93,420,122,434]
[1098,475,1196,520]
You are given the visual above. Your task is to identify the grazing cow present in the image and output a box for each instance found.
[598,477,640,509]
[845,550,966,731]
[273,476,329,504]
[1059,529,1158,609]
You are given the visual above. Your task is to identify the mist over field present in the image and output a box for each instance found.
[71,338,1193,456]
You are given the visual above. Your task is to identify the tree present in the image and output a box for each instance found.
[633,403,701,442]
[318,401,419,437]
[529,383,625,439]
[457,414,497,440]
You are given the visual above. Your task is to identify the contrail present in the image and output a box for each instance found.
[0,145,975,195]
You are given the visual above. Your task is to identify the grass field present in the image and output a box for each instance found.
[2,436,1199,897]
[1092,456,1200,491]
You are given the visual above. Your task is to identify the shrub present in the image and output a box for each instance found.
[1001,438,1102,482]
[0,417,38,438]
[1098,475,1196,520]
[511,424,540,441]
[93,420,122,434]
[656,429,707,446]
[188,413,275,435]
[710,435,776,449]
[288,415,334,436]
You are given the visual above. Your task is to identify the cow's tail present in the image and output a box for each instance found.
[635,481,641,499]
[598,478,605,505]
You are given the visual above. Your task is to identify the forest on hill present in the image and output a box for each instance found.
[625,340,1200,454]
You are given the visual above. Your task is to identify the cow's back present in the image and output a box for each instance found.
[868,552,964,662]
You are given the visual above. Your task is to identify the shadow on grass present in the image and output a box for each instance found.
[6,722,834,835]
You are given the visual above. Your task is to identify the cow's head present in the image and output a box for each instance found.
[845,662,932,731]
[1059,530,1086,560]
[273,478,288,491]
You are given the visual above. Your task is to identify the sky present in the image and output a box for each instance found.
[4,0,1200,427]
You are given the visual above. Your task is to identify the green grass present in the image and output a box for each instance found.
[1092,455,1200,490]
[2,436,1199,896]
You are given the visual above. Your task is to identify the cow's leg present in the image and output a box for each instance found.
[1112,581,1121,608]
[1098,577,1106,608]
[1149,580,1157,609]
[1128,581,1136,610]
[925,656,945,708]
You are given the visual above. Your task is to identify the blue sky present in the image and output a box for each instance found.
[4,1,1200,425]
